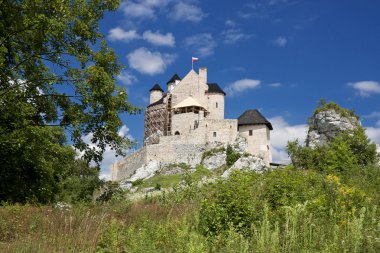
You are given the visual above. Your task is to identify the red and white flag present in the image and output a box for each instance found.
[192,57,199,62]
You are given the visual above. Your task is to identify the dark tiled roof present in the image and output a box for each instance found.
[149,83,164,92]
[206,83,226,96]
[238,109,273,130]
[166,74,181,84]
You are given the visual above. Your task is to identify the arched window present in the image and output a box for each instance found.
[216,102,218,108]
[175,131,180,135]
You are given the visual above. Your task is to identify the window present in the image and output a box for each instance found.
[216,102,218,108]
[249,130,253,136]
[175,131,180,135]
[213,132,217,137]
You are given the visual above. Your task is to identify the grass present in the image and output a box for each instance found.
[139,164,213,189]
[1,167,379,252]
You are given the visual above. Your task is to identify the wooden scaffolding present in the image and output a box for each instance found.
[143,94,174,146]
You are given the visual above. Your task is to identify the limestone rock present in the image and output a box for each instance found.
[203,152,227,170]
[234,135,248,154]
[129,160,160,182]
[306,109,360,147]
[222,155,266,178]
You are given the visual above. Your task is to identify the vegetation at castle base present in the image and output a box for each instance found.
[1,163,379,252]
[0,0,139,204]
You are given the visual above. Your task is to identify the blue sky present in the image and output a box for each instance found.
[96,0,380,178]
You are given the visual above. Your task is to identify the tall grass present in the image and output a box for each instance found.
[1,168,379,252]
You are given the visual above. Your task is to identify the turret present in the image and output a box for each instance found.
[199,67,207,84]
[149,83,164,104]
[237,109,273,165]
[206,83,226,119]
[166,74,181,92]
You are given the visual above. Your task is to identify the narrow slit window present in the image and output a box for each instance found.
[216,102,218,108]
[249,130,253,136]
[213,132,217,137]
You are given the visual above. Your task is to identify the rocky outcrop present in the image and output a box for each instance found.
[203,151,227,170]
[129,160,160,182]
[306,109,360,147]
[222,155,266,178]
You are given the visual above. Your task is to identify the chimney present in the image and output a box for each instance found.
[199,67,207,84]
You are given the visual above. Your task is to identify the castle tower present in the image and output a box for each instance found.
[166,74,181,92]
[206,83,226,119]
[237,109,273,165]
[149,83,164,104]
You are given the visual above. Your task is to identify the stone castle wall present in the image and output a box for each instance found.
[112,147,147,181]
[112,118,240,181]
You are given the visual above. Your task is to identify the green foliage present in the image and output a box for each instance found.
[199,171,262,236]
[96,182,125,203]
[314,99,358,120]
[0,0,138,203]
[287,128,377,173]
[226,144,241,167]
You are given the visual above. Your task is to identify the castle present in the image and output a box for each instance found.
[111,67,273,181]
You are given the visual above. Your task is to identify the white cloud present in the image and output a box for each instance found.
[120,0,170,20]
[225,19,237,27]
[184,33,216,57]
[77,125,134,180]
[142,30,175,47]
[377,120,380,127]
[222,28,253,44]
[170,2,207,22]
[366,127,380,144]
[127,47,176,75]
[349,81,380,97]
[107,27,140,42]
[273,36,287,47]
[269,116,308,163]
[269,116,308,148]
[117,71,137,85]
[363,111,380,118]
[268,82,282,87]
[225,79,261,95]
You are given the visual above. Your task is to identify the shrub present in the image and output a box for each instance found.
[226,145,241,167]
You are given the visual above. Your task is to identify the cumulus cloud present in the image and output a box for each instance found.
[222,28,253,44]
[170,2,207,22]
[142,30,175,47]
[269,116,308,163]
[107,27,140,42]
[127,47,176,75]
[120,0,170,20]
[184,33,217,57]
[117,71,137,86]
[273,36,288,47]
[225,79,261,95]
[348,81,380,97]
[366,127,380,144]
[268,82,282,87]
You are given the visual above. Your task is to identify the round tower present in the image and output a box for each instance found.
[166,74,181,92]
[149,83,164,104]
[206,83,226,119]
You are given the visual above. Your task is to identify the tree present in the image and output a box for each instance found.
[287,102,378,173]
[0,0,139,163]
[0,0,138,203]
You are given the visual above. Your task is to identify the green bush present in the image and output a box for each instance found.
[226,145,241,167]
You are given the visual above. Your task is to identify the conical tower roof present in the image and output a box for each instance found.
[166,74,181,84]
[149,83,164,92]
[238,109,273,130]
